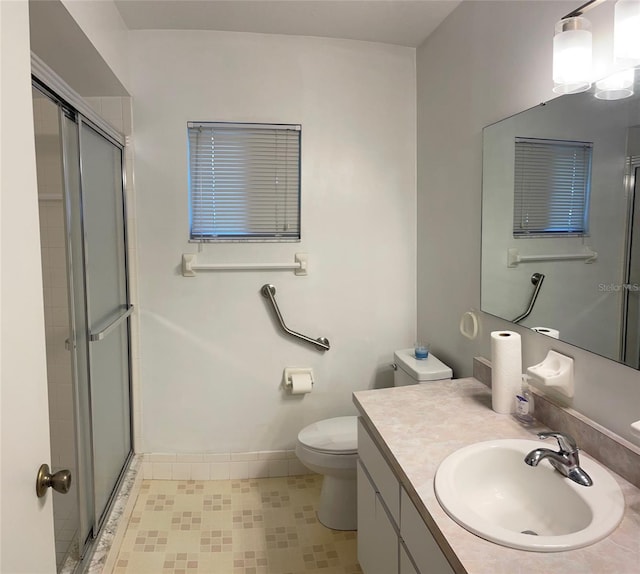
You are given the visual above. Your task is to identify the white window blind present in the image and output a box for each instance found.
[513,137,593,237]
[188,122,301,241]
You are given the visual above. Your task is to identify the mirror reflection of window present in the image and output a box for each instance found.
[513,138,593,237]
[480,82,637,367]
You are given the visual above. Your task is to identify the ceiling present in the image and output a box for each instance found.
[113,0,461,47]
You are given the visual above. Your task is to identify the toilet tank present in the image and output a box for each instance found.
[393,348,453,386]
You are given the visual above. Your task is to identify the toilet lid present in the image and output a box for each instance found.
[297,416,358,454]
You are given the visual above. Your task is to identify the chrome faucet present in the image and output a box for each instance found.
[524,431,593,487]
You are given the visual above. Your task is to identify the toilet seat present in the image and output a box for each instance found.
[297,416,358,455]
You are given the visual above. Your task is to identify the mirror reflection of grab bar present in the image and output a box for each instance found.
[512,273,545,324]
[261,284,330,351]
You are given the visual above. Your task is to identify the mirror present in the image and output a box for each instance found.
[481,67,640,368]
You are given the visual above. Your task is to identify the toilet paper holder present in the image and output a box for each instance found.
[283,367,314,393]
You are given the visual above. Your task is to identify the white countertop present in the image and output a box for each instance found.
[353,378,640,574]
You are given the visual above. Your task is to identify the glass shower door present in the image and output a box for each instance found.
[60,106,94,558]
[79,119,132,528]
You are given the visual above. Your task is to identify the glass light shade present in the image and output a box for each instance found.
[614,0,640,64]
[595,68,635,100]
[553,17,593,94]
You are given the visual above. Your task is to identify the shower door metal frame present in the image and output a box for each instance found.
[31,61,134,564]
[32,53,125,148]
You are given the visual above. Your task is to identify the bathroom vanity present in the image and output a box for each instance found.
[353,378,640,574]
[358,417,454,574]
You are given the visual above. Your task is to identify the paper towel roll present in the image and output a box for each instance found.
[531,327,560,339]
[289,373,313,395]
[491,330,522,414]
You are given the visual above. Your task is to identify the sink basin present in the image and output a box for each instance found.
[434,439,624,552]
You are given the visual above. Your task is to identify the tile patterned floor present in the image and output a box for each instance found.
[112,475,362,574]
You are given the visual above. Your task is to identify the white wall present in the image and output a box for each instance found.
[417,0,640,444]
[130,31,417,454]
[61,0,130,92]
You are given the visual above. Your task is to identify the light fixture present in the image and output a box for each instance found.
[595,68,635,100]
[614,0,640,64]
[552,0,638,100]
[553,16,593,94]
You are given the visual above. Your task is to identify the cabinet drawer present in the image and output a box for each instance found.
[400,488,454,574]
[357,462,399,574]
[358,419,400,525]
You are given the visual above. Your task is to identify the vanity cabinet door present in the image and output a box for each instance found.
[400,541,419,574]
[400,488,454,574]
[357,462,399,574]
[358,419,400,524]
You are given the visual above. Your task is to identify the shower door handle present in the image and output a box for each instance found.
[89,305,134,342]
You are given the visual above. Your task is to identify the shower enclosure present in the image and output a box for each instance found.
[622,155,640,368]
[32,75,133,571]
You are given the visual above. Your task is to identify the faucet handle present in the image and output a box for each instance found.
[537,431,578,453]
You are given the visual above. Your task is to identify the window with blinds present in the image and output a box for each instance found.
[513,137,593,237]
[188,122,301,241]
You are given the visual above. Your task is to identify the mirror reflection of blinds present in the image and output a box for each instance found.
[513,137,592,237]
[188,122,301,241]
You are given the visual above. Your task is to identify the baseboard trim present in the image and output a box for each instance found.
[140,449,311,480]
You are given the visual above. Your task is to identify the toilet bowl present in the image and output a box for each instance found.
[295,416,358,530]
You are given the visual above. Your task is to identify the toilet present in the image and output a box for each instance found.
[295,348,452,531]
[295,416,358,530]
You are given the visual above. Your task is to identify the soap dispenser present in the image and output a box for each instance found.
[514,375,535,425]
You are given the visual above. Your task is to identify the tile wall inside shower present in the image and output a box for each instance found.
[33,92,79,568]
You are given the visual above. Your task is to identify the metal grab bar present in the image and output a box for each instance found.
[260,284,330,351]
[512,273,545,324]
[89,305,134,342]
